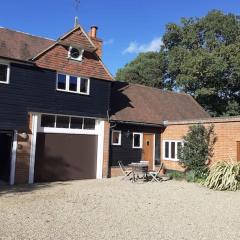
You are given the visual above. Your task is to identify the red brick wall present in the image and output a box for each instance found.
[161,121,240,171]
[35,28,112,81]
[14,115,32,184]
[102,121,110,177]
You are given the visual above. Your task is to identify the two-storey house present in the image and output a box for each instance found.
[0,24,113,184]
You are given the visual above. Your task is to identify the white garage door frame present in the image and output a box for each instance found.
[29,113,105,184]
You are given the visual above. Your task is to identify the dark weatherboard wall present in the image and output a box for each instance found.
[110,123,162,167]
[0,63,111,130]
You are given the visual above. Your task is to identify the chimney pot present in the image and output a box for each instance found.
[90,26,98,38]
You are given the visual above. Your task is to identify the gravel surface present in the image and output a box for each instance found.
[0,177,240,240]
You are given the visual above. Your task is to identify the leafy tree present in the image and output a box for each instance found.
[178,124,217,176]
[163,10,240,116]
[117,10,240,116]
[116,51,166,88]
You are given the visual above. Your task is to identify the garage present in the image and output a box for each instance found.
[31,113,104,183]
[34,133,98,182]
[0,131,13,184]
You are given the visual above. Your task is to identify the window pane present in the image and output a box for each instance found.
[83,118,95,129]
[112,131,120,144]
[57,74,66,90]
[56,116,69,128]
[80,78,89,93]
[133,134,140,147]
[177,142,182,160]
[70,117,83,129]
[165,142,169,158]
[41,115,55,127]
[0,64,7,83]
[171,142,175,159]
[69,76,78,92]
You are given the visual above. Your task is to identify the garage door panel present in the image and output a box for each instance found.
[34,133,98,182]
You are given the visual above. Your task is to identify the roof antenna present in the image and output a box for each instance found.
[74,0,80,27]
[74,16,79,27]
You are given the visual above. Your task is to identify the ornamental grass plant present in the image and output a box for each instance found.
[204,161,240,191]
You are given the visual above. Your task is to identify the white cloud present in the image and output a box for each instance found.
[122,37,163,54]
[103,38,114,45]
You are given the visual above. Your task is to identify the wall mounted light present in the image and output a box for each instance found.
[18,132,28,140]
[126,130,131,138]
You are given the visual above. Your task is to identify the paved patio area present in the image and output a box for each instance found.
[0,177,240,240]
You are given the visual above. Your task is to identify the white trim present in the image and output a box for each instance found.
[10,130,17,185]
[39,113,97,134]
[153,134,156,170]
[38,127,97,135]
[96,120,105,179]
[29,114,38,184]
[68,46,84,62]
[132,132,143,149]
[163,140,183,161]
[0,61,10,84]
[56,73,90,95]
[29,112,105,182]
[111,130,121,146]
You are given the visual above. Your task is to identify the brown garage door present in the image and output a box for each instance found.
[34,133,98,183]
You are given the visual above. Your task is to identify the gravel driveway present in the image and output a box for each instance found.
[0,177,240,240]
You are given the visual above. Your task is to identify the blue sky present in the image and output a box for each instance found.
[1,0,240,76]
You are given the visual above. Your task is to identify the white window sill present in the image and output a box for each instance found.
[0,81,9,84]
[163,158,179,162]
[56,88,89,96]
[112,143,121,146]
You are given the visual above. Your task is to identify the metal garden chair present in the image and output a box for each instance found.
[118,161,133,181]
[148,163,164,182]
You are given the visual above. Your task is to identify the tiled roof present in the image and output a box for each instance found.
[0,27,54,61]
[0,26,113,81]
[110,81,210,125]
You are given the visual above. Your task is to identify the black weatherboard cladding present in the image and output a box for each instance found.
[110,123,162,167]
[0,63,111,130]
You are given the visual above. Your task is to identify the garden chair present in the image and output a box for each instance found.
[118,161,133,181]
[148,163,164,182]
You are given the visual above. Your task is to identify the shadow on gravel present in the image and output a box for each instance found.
[0,181,70,196]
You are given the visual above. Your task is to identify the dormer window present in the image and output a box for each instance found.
[68,46,84,61]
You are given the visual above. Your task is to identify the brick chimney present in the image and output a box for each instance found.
[89,25,103,58]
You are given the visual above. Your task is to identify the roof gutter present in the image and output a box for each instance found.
[0,56,35,65]
[110,120,164,128]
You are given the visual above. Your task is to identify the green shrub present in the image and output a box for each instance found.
[178,124,217,175]
[167,170,185,180]
[204,161,240,191]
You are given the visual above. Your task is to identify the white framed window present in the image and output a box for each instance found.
[68,46,84,62]
[133,132,143,149]
[163,140,184,161]
[112,130,121,146]
[40,114,95,130]
[56,73,90,95]
[0,63,10,84]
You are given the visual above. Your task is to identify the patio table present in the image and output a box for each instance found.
[128,162,149,182]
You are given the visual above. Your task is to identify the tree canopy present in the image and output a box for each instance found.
[116,10,240,116]
[116,51,166,88]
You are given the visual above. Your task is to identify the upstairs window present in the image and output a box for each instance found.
[57,73,90,95]
[68,46,84,62]
[0,63,10,84]
[133,133,143,149]
[57,74,66,90]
